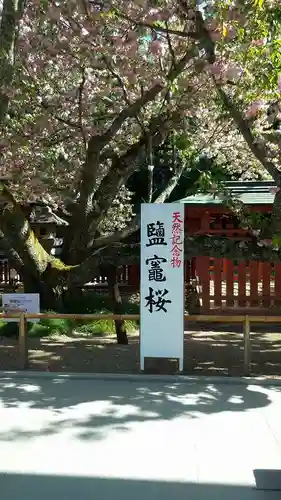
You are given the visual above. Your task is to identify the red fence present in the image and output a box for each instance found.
[0,260,18,285]
[0,260,130,288]
[2,255,281,313]
[192,257,281,312]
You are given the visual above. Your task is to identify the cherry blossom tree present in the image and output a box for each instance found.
[1,0,201,303]
[1,0,281,325]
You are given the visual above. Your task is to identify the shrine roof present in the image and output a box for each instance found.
[28,205,68,226]
[178,180,276,206]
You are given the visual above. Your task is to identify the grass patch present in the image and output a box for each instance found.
[28,314,76,338]
[0,291,139,338]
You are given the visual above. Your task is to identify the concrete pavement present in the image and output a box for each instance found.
[0,374,281,499]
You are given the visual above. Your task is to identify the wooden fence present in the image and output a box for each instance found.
[0,261,130,287]
[2,254,281,313]
[0,260,16,285]
[187,257,281,312]
[2,312,281,376]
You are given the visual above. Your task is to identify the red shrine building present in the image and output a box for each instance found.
[181,180,280,314]
[129,180,281,314]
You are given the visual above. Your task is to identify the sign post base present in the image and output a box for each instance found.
[140,356,184,373]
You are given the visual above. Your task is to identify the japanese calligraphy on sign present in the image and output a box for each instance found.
[146,255,167,282]
[171,211,184,268]
[140,203,185,371]
[145,287,171,313]
[146,221,167,247]
[144,221,170,313]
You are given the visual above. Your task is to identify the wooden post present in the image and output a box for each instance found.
[196,256,210,313]
[19,312,28,370]
[214,258,222,308]
[238,261,247,307]
[226,259,234,307]
[274,263,281,308]
[249,261,259,307]
[243,315,251,376]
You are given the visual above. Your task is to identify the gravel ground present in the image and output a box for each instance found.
[1,325,281,376]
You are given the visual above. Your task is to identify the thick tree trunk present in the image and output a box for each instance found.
[107,265,128,345]
[22,271,63,311]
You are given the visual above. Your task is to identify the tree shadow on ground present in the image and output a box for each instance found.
[2,329,281,375]
[0,376,279,442]
[1,473,278,500]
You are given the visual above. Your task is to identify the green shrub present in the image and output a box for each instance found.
[0,320,19,337]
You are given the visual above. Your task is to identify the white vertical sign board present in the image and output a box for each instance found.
[140,203,185,371]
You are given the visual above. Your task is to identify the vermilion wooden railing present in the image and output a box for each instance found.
[193,258,281,312]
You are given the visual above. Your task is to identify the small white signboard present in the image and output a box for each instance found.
[140,203,185,371]
[2,293,40,322]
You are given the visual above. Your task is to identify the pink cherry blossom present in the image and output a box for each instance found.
[187,9,195,19]
[151,77,163,86]
[160,9,170,21]
[48,6,60,21]
[112,36,123,47]
[1,0,278,225]
[144,9,163,23]
[126,42,139,57]
[209,30,222,42]
[252,39,265,46]
[127,31,138,42]
[245,100,264,119]
[206,20,218,31]
[149,40,164,56]
[205,63,221,75]
[126,72,137,85]
[225,65,243,81]
[259,239,273,247]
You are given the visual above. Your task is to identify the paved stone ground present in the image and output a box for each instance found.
[0,374,281,499]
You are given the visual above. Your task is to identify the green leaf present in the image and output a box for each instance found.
[253,0,264,9]
[272,234,281,247]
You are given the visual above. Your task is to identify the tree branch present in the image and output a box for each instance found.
[101,53,146,134]
[189,8,281,185]
[65,45,197,261]
[0,228,25,272]
[79,44,196,188]
[78,66,87,149]
[40,99,81,130]
[165,21,176,69]
[87,110,184,239]
[0,182,52,273]
[154,163,186,204]
[21,64,82,130]
[215,85,281,185]
[115,12,199,41]
[89,160,187,250]
[91,215,140,249]
[93,84,164,150]
[62,232,281,288]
